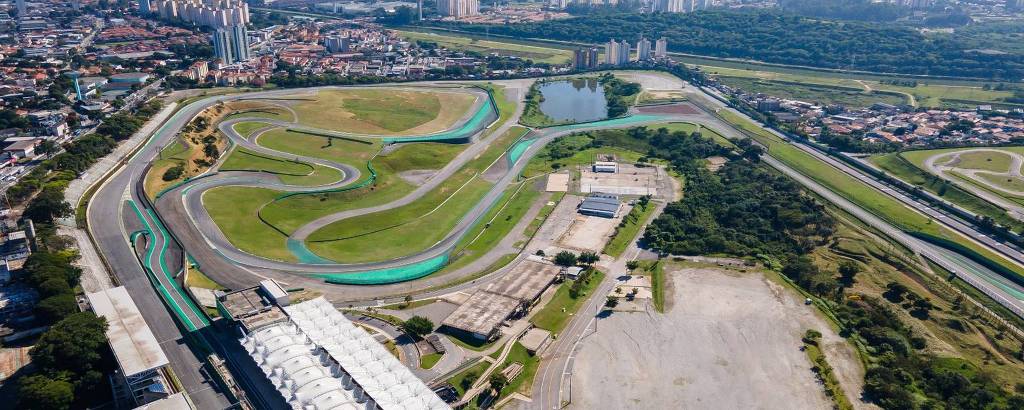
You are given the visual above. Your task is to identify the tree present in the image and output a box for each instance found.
[605,297,619,308]
[162,164,184,181]
[402,316,434,339]
[23,187,72,223]
[578,251,599,266]
[35,294,78,324]
[838,260,861,286]
[17,375,74,410]
[30,312,109,377]
[626,260,640,270]
[489,373,508,393]
[554,251,577,267]
[461,371,479,390]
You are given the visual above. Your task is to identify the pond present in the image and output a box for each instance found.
[537,78,608,123]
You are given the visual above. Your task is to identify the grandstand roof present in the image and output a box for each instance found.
[86,286,169,377]
[285,298,450,410]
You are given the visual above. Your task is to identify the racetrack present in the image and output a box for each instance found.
[921,147,1024,221]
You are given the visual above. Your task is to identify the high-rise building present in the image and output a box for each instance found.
[636,36,652,61]
[325,36,350,53]
[654,38,668,59]
[617,40,631,65]
[573,47,600,70]
[212,28,232,64]
[653,0,684,13]
[605,39,619,66]
[139,0,151,15]
[150,0,249,28]
[438,0,479,18]
[230,24,250,62]
[15,0,26,17]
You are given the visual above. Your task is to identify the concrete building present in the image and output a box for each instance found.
[230,24,250,62]
[325,36,350,53]
[437,0,479,18]
[573,47,599,70]
[579,193,622,218]
[15,0,25,18]
[139,0,151,15]
[441,257,560,341]
[653,0,684,13]
[212,28,232,64]
[655,37,668,59]
[604,39,631,66]
[636,36,652,61]
[86,287,172,407]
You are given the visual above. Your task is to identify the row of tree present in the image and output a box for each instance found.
[431,10,1024,79]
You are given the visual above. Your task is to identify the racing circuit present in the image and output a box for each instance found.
[87,77,1024,316]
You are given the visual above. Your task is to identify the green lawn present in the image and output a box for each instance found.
[185,267,224,290]
[376,142,467,172]
[869,153,1024,231]
[531,270,606,333]
[716,76,907,108]
[956,151,1014,172]
[397,29,574,65]
[231,121,269,138]
[291,88,473,134]
[496,342,540,398]
[603,202,655,258]
[446,361,490,397]
[220,147,344,186]
[974,173,1024,192]
[522,134,647,178]
[203,186,296,262]
[701,65,1014,108]
[306,177,494,262]
[420,352,443,369]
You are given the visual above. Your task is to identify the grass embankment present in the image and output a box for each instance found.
[291,88,473,134]
[869,152,1024,231]
[716,109,1024,280]
[810,220,1024,392]
[531,270,605,333]
[220,147,343,186]
[144,102,239,198]
[604,202,655,258]
[441,181,543,274]
[494,342,540,398]
[520,80,559,127]
[420,352,443,369]
[222,101,295,122]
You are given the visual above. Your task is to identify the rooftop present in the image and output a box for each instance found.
[442,257,560,337]
[86,286,169,377]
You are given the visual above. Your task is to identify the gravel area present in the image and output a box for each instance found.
[569,268,868,410]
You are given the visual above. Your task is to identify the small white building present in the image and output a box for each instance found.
[593,161,618,173]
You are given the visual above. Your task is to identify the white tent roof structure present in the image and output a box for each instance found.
[285,298,450,410]
[241,297,449,410]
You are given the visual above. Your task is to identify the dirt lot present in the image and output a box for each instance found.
[569,268,869,410]
[558,211,624,252]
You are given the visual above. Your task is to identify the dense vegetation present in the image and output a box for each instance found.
[433,11,1024,79]
[19,312,112,409]
[645,154,835,258]
[597,73,640,117]
[779,0,910,22]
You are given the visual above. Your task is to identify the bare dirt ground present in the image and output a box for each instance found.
[569,267,869,410]
[397,169,437,185]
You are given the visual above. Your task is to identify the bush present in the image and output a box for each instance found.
[162,165,184,181]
